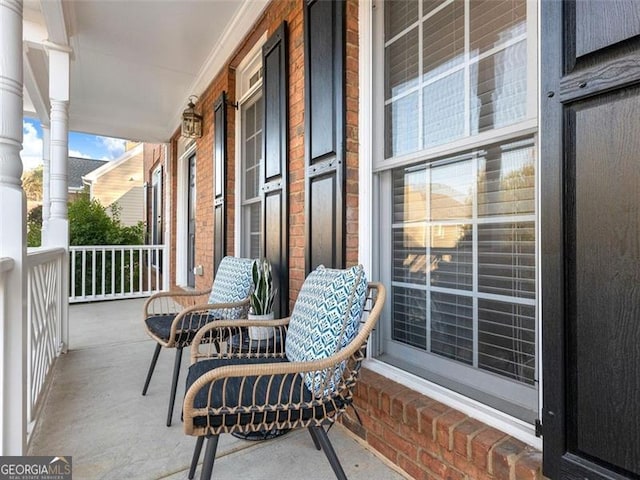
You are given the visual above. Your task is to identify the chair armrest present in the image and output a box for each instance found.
[169,298,252,343]
[182,282,386,436]
[143,288,212,317]
[190,316,291,363]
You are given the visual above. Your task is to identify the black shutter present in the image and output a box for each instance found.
[304,0,345,272]
[542,1,640,479]
[213,92,227,275]
[262,23,289,317]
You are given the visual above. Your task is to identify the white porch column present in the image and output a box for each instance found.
[0,0,28,455]
[47,47,70,248]
[41,124,50,244]
[46,46,70,352]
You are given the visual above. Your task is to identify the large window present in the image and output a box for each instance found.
[375,0,537,421]
[241,91,263,259]
[237,44,265,260]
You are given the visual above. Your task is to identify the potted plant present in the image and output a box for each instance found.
[248,258,277,340]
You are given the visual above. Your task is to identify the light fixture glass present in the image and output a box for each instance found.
[181,95,203,138]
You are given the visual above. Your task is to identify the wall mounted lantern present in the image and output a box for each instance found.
[181,95,203,138]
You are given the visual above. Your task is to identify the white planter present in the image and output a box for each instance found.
[248,312,275,340]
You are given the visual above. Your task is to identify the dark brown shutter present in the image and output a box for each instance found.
[213,92,227,274]
[262,23,289,317]
[304,0,346,272]
[542,1,640,478]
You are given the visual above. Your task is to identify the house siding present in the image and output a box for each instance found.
[154,0,544,478]
[90,151,144,226]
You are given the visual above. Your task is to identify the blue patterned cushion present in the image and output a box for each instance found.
[285,265,368,396]
[207,257,254,319]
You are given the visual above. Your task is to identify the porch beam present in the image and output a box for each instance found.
[0,0,28,455]
[39,0,68,47]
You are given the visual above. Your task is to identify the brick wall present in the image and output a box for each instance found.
[341,369,544,480]
[163,0,360,305]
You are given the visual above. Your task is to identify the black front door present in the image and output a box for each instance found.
[187,153,196,287]
[542,1,640,478]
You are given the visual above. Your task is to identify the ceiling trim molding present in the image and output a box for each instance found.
[40,0,68,46]
[168,0,270,133]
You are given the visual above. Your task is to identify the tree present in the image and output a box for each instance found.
[22,165,43,201]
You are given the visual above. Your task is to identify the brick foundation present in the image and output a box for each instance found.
[342,368,544,480]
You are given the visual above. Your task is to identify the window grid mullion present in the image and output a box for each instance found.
[425,167,432,354]
[472,153,479,369]
[464,0,470,138]
[418,0,424,152]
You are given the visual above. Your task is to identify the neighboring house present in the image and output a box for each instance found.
[67,157,107,200]
[83,143,144,226]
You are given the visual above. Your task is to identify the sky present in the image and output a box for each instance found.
[21,117,128,171]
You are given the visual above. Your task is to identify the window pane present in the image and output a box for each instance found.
[385,92,420,157]
[431,292,473,364]
[478,222,535,299]
[393,227,427,284]
[430,159,473,220]
[393,167,427,223]
[430,224,472,290]
[385,0,419,41]
[423,71,465,148]
[478,139,535,216]
[478,299,535,385]
[470,40,527,134]
[392,286,427,350]
[469,0,526,56]
[423,0,464,82]
[385,27,420,99]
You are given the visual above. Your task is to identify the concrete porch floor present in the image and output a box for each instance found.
[28,299,407,480]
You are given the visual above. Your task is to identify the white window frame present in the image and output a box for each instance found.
[358,0,542,449]
[234,33,267,257]
[176,140,196,287]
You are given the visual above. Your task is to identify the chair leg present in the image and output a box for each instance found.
[188,436,204,480]
[312,426,347,480]
[308,426,322,451]
[199,435,220,480]
[142,343,162,396]
[166,347,183,427]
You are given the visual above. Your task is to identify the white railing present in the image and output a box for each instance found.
[69,245,167,303]
[26,247,66,438]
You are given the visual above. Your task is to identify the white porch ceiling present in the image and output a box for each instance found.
[22,0,268,143]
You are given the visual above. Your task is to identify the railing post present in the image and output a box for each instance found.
[0,0,28,455]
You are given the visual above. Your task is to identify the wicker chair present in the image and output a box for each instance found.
[183,264,385,480]
[142,256,254,426]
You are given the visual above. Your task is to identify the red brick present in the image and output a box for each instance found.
[398,422,438,452]
[419,449,448,478]
[419,401,451,439]
[397,391,432,426]
[453,419,486,458]
[436,410,467,451]
[514,450,543,480]
[398,453,429,480]
[368,433,398,464]
[471,428,509,472]
[492,437,528,479]
[384,427,419,461]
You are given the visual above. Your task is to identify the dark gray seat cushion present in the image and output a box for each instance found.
[185,357,341,428]
[145,314,216,343]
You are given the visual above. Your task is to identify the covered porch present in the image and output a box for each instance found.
[28,298,405,480]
